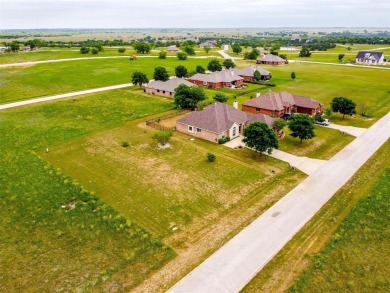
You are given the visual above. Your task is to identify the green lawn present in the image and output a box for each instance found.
[235,60,390,127]
[278,125,355,160]
[0,90,176,292]
[241,139,390,293]
[0,57,213,104]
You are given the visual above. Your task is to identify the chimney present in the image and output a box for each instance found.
[233,100,238,109]
[256,90,261,98]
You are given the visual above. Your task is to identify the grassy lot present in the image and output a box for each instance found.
[278,125,355,160]
[242,139,390,293]
[0,90,176,292]
[0,57,212,104]
[235,60,390,127]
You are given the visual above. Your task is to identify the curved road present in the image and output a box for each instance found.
[168,112,390,293]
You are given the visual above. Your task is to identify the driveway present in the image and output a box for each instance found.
[324,123,367,137]
[167,112,390,293]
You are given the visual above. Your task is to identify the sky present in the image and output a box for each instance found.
[0,0,389,29]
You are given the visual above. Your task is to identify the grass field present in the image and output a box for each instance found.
[0,57,212,104]
[0,90,176,292]
[242,139,390,293]
[278,126,355,159]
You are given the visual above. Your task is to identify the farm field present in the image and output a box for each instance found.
[0,90,176,292]
[0,57,212,104]
[242,139,390,293]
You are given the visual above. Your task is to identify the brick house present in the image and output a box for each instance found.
[176,102,274,143]
[187,69,244,89]
[257,54,287,65]
[145,78,194,98]
[234,65,271,81]
[355,51,384,65]
[167,45,179,52]
[242,91,323,117]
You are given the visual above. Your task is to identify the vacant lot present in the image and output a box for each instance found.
[242,139,390,293]
[0,57,212,104]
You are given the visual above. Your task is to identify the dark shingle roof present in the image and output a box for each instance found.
[234,65,271,77]
[146,78,194,92]
[189,69,244,84]
[257,54,286,63]
[356,51,384,60]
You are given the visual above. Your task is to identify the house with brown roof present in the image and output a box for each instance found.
[167,45,179,52]
[234,65,271,81]
[145,78,194,98]
[176,102,274,143]
[257,54,287,65]
[242,91,323,117]
[187,69,244,89]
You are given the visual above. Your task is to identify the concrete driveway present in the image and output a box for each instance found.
[167,112,390,293]
[324,123,367,137]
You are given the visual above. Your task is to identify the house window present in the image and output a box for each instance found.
[157,89,160,93]
[188,126,194,133]
[197,128,202,133]
[203,81,208,86]
[222,131,226,138]
[232,127,236,137]
[163,91,165,94]
[170,92,172,96]
[256,107,260,112]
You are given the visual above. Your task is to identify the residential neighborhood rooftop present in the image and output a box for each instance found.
[145,78,193,93]
[189,69,244,84]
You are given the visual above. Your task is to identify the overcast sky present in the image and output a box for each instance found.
[1,0,389,29]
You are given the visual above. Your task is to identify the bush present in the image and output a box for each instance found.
[91,48,99,54]
[177,52,187,60]
[118,47,126,53]
[207,153,216,162]
[152,131,173,146]
[80,46,90,54]
[218,137,231,144]
[121,141,129,147]
[159,51,167,59]
[213,92,228,103]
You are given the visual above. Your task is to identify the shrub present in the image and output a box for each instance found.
[152,131,173,146]
[177,52,187,60]
[213,92,228,103]
[80,46,90,54]
[91,48,99,55]
[207,153,216,162]
[121,141,129,147]
[118,47,126,53]
[159,51,167,59]
[218,137,231,144]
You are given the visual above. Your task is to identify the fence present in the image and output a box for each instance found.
[145,110,188,131]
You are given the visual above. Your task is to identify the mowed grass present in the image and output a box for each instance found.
[235,60,390,127]
[278,125,355,160]
[0,90,176,292]
[0,57,213,104]
[242,139,390,293]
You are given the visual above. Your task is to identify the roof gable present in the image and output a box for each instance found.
[146,78,194,92]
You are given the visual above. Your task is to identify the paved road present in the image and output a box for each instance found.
[168,112,390,293]
[0,83,133,110]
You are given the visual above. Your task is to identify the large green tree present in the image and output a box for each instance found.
[131,71,149,88]
[182,46,195,55]
[196,65,206,73]
[299,46,312,57]
[175,65,188,78]
[288,114,316,144]
[213,92,228,103]
[153,67,169,81]
[222,59,235,69]
[232,43,242,54]
[243,122,279,154]
[133,42,151,54]
[331,97,356,119]
[174,85,206,109]
[10,41,20,52]
[207,59,222,72]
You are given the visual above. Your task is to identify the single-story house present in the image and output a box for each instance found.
[257,54,287,65]
[176,102,274,143]
[199,40,217,48]
[234,65,271,81]
[145,78,194,98]
[187,69,244,89]
[167,45,179,52]
[355,51,384,65]
[242,91,323,117]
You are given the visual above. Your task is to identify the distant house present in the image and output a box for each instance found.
[176,102,274,143]
[234,65,271,81]
[167,45,179,52]
[145,78,194,98]
[187,69,244,89]
[257,54,287,65]
[199,40,217,48]
[355,51,384,65]
[242,91,323,117]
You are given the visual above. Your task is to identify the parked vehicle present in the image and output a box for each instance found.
[315,118,330,126]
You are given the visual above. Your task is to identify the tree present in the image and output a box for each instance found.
[347,46,352,51]
[291,72,296,80]
[222,59,235,69]
[80,46,90,54]
[204,46,211,54]
[196,65,206,73]
[299,46,311,57]
[118,47,126,53]
[279,53,287,60]
[244,49,260,60]
[182,46,195,55]
[324,108,333,117]
[91,48,99,54]
[232,43,242,54]
[152,131,173,146]
[153,67,169,81]
[207,153,216,162]
[133,42,151,54]
[159,51,167,59]
[9,41,20,52]
[175,65,188,78]
[288,114,316,144]
[131,71,149,88]
[330,97,356,119]
[177,52,188,60]
[207,59,222,72]
[338,53,345,61]
[174,84,207,109]
[273,118,287,132]
[253,70,262,82]
[357,102,370,117]
[243,122,279,154]
[213,92,228,103]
